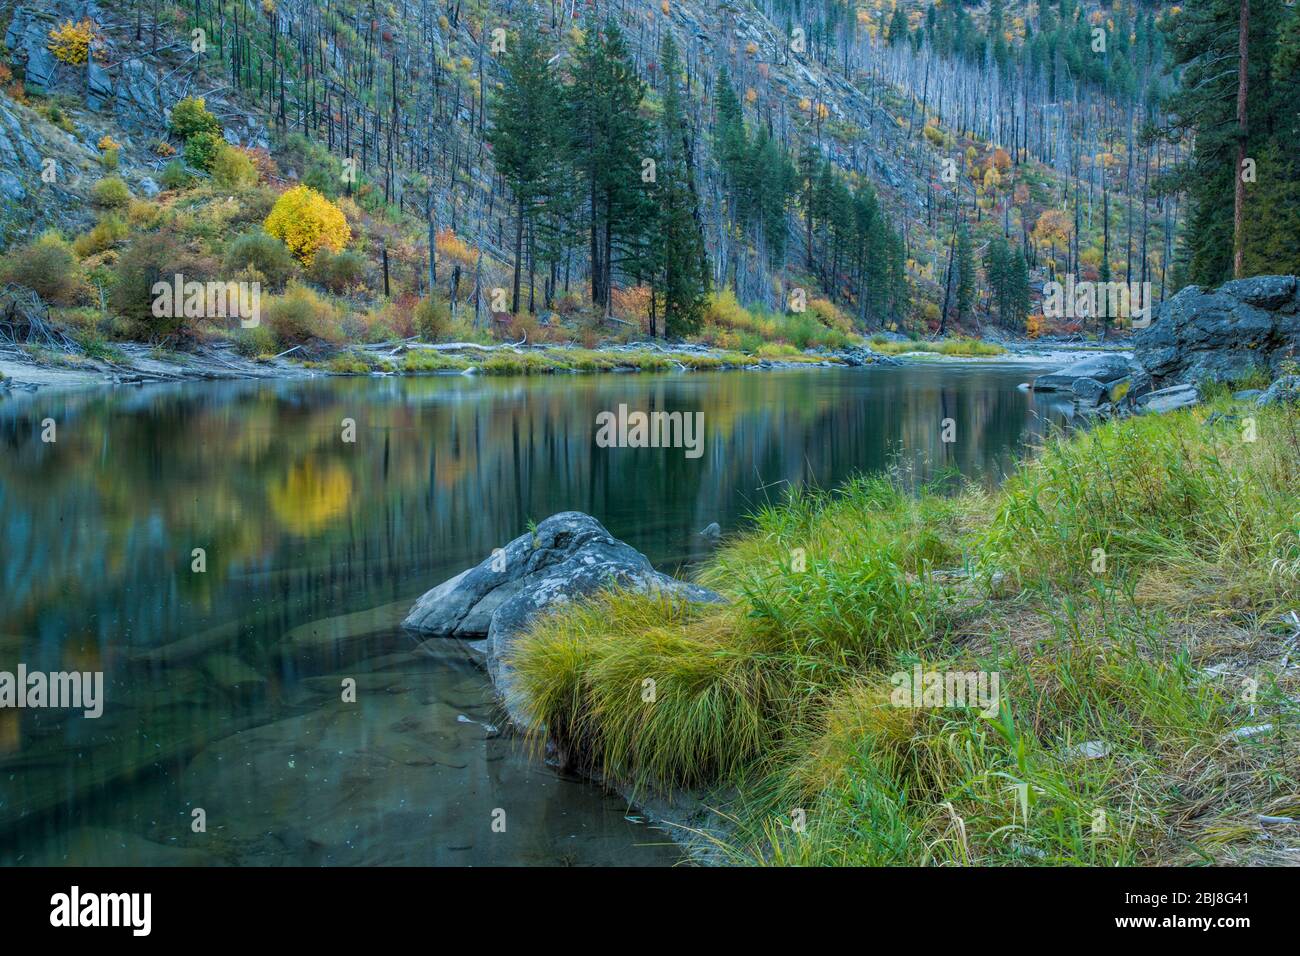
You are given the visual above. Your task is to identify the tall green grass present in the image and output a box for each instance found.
[510,396,1300,864]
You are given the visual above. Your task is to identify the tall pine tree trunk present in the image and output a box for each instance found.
[512,198,524,314]
[1234,0,1250,278]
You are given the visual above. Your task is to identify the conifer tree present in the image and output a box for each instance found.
[488,19,564,313]
[652,33,709,337]
[569,16,653,312]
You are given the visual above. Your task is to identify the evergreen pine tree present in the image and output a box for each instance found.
[569,16,653,312]
[652,33,709,337]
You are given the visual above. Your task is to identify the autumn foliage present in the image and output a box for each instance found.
[263,186,351,264]
[47,19,94,66]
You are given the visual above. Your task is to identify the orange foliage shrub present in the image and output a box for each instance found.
[610,285,651,329]
[435,228,479,270]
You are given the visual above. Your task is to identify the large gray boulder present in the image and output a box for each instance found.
[1032,353,1131,391]
[404,512,724,727]
[1134,276,1300,386]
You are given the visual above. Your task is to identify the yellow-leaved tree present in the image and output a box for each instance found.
[48,19,94,65]
[263,185,351,264]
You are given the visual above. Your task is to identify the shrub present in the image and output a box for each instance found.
[414,295,451,340]
[264,282,342,345]
[169,96,221,140]
[72,213,128,257]
[91,175,130,208]
[231,324,277,358]
[211,145,259,189]
[224,232,296,291]
[306,247,365,293]
[160,160,194,190]
[0,231,83,303]
[184,131,223,172]
[264,185,351,264]
[47,19,94,65]
[109,233,215,339]
[126,199,161,229]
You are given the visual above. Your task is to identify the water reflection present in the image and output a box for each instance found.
[0,364,1069,865]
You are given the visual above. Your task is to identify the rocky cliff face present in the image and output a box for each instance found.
[1134,276,1300,387]
[0,2,269,241]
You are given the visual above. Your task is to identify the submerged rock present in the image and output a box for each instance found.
[403,512,724,727]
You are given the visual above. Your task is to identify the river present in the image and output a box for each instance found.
[0,362,1070,865]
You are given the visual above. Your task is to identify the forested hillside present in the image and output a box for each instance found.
[1,0,1297,356]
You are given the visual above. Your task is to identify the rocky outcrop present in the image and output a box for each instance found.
[403,512,724,728]
[1256,375,1300,408]
[1133,276,1300,387]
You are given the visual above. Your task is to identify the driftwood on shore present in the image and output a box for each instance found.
[361,335,530,357]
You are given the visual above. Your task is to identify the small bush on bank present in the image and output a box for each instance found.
[224,232,296,291]
[306,247,366,293]
[169,96,222,140]
[0,231,84,304]
[414,294,452,341]
[160,160,195,190]
[264,282,342,346]
[72,213,128,257]
[109,232,216,340]
[183,131,224,172]
[231,323,277,358]
[211,145,260,189]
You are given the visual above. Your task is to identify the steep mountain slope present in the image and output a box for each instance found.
[0,0,1183,341]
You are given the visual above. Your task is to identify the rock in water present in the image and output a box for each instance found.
[1070,377,1108,407]
[1032,354,1132,392]
[699,521,721,543]
[403,512,724,727]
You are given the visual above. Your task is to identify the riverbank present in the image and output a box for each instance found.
[0,333,1123,393]
[510,384,1300,865]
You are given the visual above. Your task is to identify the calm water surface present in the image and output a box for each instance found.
[0,363,1070,865]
